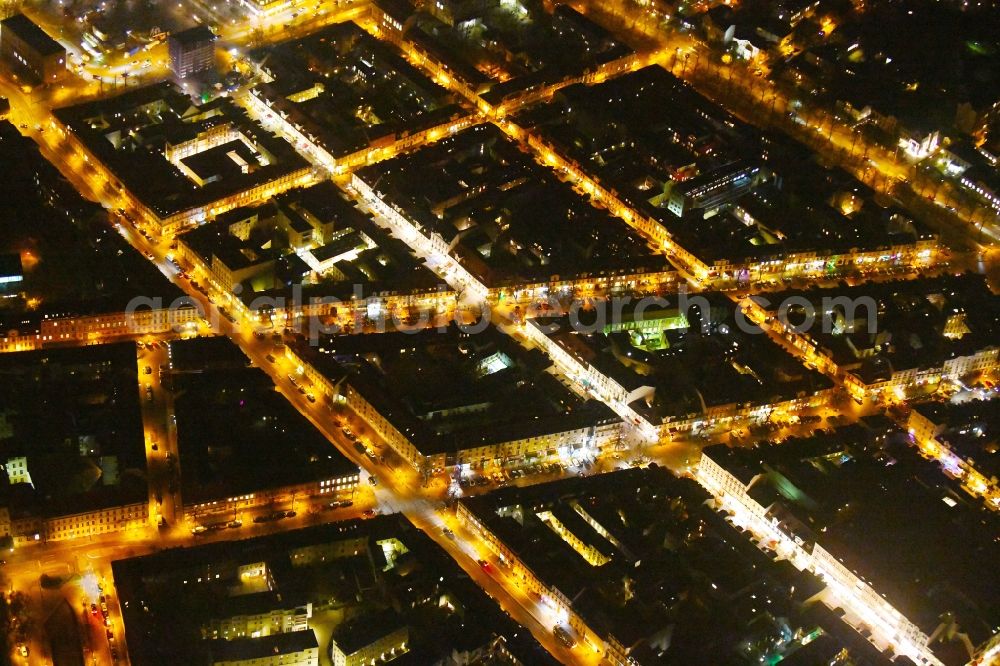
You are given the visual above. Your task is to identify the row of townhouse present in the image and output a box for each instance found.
[519,123,941,288]
[49,109,318,237]
[244,75,481,176]
[240,285,459,332]
[522,315,836,442]
[158,166,319,237]
[0,305,206,352]
[519,317,661,443]
[348,174,490,302]
[659,388,836,435]
[906,408,1000,507]
[718,238,940,282]
[456,500,635,665]
[863,348,999,402]
[367,5,944,298]
[695,452,945,666]
[486,268,682,305]
[425,417,623,472]
[0,501,149,546]
[738,294,995,407]
[455,502,591,638]
[39,304,204,342]
[491,50,659,117]
[281,342,624,476]
[181,473,360,522]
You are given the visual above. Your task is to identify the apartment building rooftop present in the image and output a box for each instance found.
[299,324,619,457]
[0,342,147,518]
[461,467,893,665]
[170,338,357,506]
[54,83,309,221]
[249,23,459,158]
[531,293,833,424]
[357,124,668,286]
[516,67,934,268]
[913,397,1000,480]
[374,0,631,93]
[763,274,1000,382]
[0,13,65,57]
[208,630,318,663]
[704,427,1000,657]
[112,515,554,665]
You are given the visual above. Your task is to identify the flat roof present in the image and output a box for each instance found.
[180,140,258,183]
[53,84,308,220]
[170,339,357,504]
[168,335,250,371]
[1,14,65,57]
[209,631,317,662]
[0,342,147,517]
[169,25,217,46]
[460,468,872,662]
[704,427,1000,646]
[297,325,618,456]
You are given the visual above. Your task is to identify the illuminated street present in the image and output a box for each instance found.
[0,0,999,664]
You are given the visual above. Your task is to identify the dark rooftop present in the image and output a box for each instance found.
[762,274,1000,381]
[169,25,217,46]
[208,631,317,662]
[53,84,308,220]
[357,124,668,285]
[297,324,619,456]
[0,14,65,57]
[533,293,833,423]
[331,608,406,655]
[704,427,1000,650]
[0,342,147,518]
[112,515,551,665]
[461,467,882,664]
[170,338,357,504]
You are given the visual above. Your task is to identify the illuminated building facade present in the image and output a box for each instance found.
[167,26,217,79]
[667,161,767,217]
[694,442,996,666]
[284,336,624,476]
[239,0,290,16]
[0,14,65,84]
[39,305,204,342]
[0,501,148,545]
[41,503,148,542]
[182,472,359,521]
[0,253,23,293]
[329,616,408,666]
[52,82,317,237]
[0,305,205,352]
[211,631,319,666]
[205,601,312,640]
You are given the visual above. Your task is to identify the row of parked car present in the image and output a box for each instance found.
[459,462,565,488]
